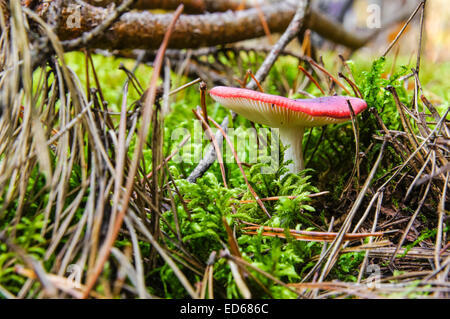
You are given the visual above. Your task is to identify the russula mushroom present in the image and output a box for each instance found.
[209,86,367,173]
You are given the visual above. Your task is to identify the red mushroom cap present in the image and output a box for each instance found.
[209,86,367,128]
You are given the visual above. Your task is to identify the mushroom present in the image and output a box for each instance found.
[209,86,367,173]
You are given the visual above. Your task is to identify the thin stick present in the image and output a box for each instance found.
[300,29,312,57]
[338,72,362,98]
[192,109,228,188]
[199,81,209,125]
[341,100,361,196]
[247,69,264,92]
[306,57,352,95]
[254,0,274,45]
[208,116,271,218]
[357,192,382,284]
[169,77,202,97]
[242,226,383,242]
[415,1,426,75]
[298,65,325,95]
[382,1,424,57]
[435,172,448,269]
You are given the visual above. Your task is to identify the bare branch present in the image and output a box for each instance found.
[85,0,249,14]
[39,0,385,51]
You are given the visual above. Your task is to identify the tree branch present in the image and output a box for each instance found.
[85,0,249,14]
[39,0,376,51]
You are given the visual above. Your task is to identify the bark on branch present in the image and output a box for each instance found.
[41,0,373,51]
[85,0,249,14]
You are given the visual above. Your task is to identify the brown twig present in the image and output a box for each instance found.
[199,81,209,125]
[382,1,424,57]
[192,108,228,188]
[208,116,270,218]
[306,57,352,95]
[298,65,325,95]
[242,225,383,242]
[340,100,361,196]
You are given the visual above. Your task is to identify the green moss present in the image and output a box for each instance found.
[1,48,448,298]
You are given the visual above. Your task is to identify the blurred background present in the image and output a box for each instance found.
[260,0,449,62]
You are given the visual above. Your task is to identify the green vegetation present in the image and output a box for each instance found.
[0,47,448,299]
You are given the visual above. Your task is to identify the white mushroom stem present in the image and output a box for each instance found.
[278,126,305,173]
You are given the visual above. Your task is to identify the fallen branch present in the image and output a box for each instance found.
[85,0,249,14]
[39,0,384,51]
